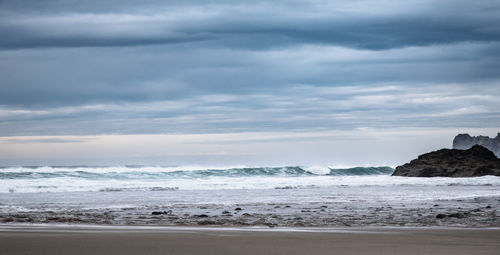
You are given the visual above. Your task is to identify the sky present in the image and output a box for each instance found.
[0,0,499,166]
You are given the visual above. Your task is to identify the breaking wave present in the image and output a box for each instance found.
[1,164,499,193]
[327,167,395,176]
[0,165,393,179]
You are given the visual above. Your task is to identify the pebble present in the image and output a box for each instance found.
[448,213,465,218]
[436,214,447,219]
[195,214,209,218]
[151,210,172,215]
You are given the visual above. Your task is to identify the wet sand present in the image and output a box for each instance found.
[1,225,499,255]
[2,194,498,227]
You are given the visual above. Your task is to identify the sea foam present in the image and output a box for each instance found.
[1,165,499,193]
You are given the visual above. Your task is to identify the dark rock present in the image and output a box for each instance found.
[436,214,447,219]
[222,210,231,214]
[151,210,172,215]
[453,133,500,157]
[486,205,492,209]
[392,145,500,177]
[194,214,209,218]
[234,207,242,211]
[448,213,465,218]
[3,218,14,223]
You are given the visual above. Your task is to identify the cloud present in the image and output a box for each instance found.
[0,0,499,139]
[0,0,499,50]
[0,81,499,136]
[1,127,499,166]
[1,138,88,144]
[1,42,499,108]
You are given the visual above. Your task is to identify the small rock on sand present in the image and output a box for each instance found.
[436,214,447,219]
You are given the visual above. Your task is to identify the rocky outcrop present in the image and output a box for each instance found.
[392,145,500,177]
[453,133,500,157]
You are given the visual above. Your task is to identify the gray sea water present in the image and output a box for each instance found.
[1,166,499,227]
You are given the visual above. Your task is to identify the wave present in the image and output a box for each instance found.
[2,167,500,194]
[327,167,395,176]
[98,187,179,192]
[0,166,394,179]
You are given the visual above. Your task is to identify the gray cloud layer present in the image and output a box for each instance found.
[1,0,499,50]
[0,0,499,136]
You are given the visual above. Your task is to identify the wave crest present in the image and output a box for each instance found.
[0,166,394,179]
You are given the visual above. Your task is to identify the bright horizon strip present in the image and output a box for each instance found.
[0,127,498,167]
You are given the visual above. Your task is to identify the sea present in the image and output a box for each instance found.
[1,165,499,226]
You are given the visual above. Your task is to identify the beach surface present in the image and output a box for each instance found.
[2,166,499,227]
[1,225,499,255]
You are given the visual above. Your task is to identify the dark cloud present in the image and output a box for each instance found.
[1,138,88,144]
[1,41,498,108]
[0,0,499,50]
[1,82,499,136]
[0,0,499,136]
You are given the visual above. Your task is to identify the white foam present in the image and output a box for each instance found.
[1,174,500,194]
[302,165,331,175]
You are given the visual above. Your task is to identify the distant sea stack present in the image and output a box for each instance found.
[392,145,500,177]
[453,133,500,157]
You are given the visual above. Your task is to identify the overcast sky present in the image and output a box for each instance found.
[0,0,499,166]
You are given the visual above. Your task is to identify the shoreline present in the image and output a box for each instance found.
[2,188,498,227]
[1,224,499,255]
[2,223,500,232]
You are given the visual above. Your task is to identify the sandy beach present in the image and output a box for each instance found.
[1,225,499,255]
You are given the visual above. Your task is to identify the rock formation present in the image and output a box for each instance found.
[392,145,500,177]
[453,133,500,157]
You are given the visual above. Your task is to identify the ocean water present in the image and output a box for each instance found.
[1,165,499,194]
[1,165,499,226]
